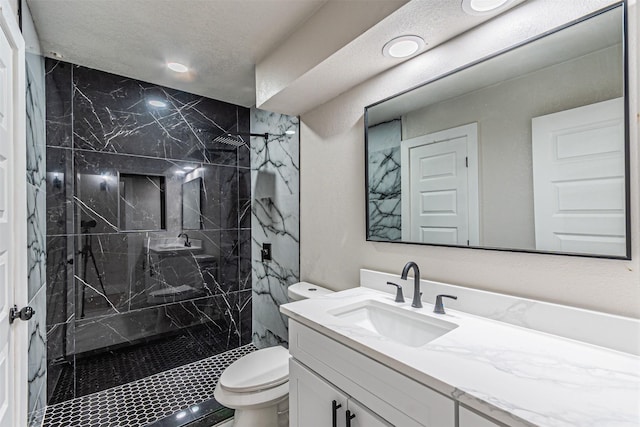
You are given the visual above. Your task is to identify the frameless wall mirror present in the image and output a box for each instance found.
[182,177,203,230]
[119,173,166,231]
[365,4,629,259]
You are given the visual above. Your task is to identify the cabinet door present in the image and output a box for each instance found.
[347,399,392,427]
[459,406,502,427]
[290,359,348,427]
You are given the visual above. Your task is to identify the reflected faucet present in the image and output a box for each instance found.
[178,233,191,247]
[401,261,422,308]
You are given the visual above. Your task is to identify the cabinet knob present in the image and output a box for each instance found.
[346,409,356,426]
[332,400,342,427]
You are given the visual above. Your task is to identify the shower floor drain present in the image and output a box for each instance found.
[35,344,256,427]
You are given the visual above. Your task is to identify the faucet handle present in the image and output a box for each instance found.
[434,294,457,314]
[386,282,405,303]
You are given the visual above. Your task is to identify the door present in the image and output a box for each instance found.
[401,123,479,245]
[289,359,348,427]
[0,2,27,427]
[532,98,626,256]
[289,360,392,427]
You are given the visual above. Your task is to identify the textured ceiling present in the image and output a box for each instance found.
[27,0,527,111]
[256,0,527,115]
[26,0,327,106]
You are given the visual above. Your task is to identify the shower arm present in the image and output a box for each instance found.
[224,132,290,140]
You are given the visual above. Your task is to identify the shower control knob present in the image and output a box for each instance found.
[9,305,35,324]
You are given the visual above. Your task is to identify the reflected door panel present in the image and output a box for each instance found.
[532,97,625,256]
[402,123,478,245]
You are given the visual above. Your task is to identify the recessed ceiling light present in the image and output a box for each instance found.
[167,62,189,73]
[148,99,167,108]
[382,35,426,58]
[462,0,513,15]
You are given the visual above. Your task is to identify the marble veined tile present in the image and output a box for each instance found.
[28,286,47,419]
[45,59,72,148]
[72,64,243,164]
[250,109,300,348]
[46,147,73,236]
[368,199,402,241]
[368,146,401,200]
[26,53,46,188]
[27,184,46,301]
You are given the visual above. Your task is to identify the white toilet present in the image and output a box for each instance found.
[214,282,333,427]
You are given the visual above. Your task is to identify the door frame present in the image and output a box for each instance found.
[400,123,480,245]
[0,0,27,425]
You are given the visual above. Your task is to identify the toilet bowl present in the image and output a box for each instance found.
[214,282,332,427]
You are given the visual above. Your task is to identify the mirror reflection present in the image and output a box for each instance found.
[119,173,166,231]
[365,5,628,258]
[182,177,203,230]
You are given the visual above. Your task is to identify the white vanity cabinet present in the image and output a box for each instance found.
[458,407,502,427]
[288,320,455,427]
[290,359,390,427]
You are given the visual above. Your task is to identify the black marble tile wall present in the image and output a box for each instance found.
[45,59,252,403]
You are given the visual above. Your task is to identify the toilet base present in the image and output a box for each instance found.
[231,397,288,427]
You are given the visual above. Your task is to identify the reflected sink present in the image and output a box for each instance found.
[329,300,457,347]
[148,238,202,253]
[158,244,190,250]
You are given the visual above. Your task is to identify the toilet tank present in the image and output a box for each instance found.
[288,282,333,301]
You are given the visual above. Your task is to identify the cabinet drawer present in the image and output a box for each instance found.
[289,321,455,426]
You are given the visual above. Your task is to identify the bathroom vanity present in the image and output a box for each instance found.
[281,270,640,427]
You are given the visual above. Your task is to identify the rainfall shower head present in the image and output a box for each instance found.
[213,134,246,147]
[212,132,280,147]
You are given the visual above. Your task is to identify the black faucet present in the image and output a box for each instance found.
[178,233,191,247]
[401,261,422,308]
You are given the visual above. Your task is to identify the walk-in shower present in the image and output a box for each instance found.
[45,60,253,413]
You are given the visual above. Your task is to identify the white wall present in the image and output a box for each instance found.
[300,0,640,318]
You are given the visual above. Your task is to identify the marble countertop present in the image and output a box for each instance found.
[280,287,640,427]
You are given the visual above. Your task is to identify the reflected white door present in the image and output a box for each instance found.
[0,3,26,426]
[532,98,626,256]
[401,123,479,245]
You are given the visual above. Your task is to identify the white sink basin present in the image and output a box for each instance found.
[329,300,457,347]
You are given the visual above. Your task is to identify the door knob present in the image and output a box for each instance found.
[9,305,35,324]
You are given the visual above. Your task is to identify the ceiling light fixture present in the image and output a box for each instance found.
[382,35,426,58]
[167,62,189,73]
[148,99,167,108]
[462,0,513,15]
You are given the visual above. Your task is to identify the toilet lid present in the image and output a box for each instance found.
[219,346,290,393]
